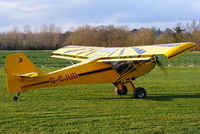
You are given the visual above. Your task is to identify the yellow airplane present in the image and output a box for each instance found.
[5,42,196,101]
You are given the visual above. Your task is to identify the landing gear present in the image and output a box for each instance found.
[13,92,21,101]
[13,96,18,101]
[115,85,128,95]
[134,87,146,99]
[114,81,147,99]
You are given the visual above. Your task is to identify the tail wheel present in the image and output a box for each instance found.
[13,96,18,101]
[12,92,21,101]
[115,85,128,95]
[134,87,146,98]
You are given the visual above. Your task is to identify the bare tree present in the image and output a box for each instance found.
[0,22,199,50]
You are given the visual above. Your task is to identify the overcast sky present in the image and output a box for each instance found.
[0,0,200,32]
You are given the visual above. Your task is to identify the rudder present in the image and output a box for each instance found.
[5,53,42,93]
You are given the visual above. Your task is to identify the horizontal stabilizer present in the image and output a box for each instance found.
[14,72,39,78]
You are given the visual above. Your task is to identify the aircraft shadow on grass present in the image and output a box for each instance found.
[144,94,200,101]
[75,94,200,101]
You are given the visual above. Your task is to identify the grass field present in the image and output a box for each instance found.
[0,51,200,133]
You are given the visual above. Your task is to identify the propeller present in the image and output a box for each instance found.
[154,56,167,73]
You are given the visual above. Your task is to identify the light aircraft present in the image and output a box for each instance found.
[5,42,196,101]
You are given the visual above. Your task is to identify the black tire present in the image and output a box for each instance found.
[116,85,128,95]
[134,87,146,98]
[13,96,18,101]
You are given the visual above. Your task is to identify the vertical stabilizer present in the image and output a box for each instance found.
[5,53,42,93]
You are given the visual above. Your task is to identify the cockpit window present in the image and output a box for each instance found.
[111,61,136,74]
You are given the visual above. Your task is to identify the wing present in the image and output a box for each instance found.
[51,46,105,61]
[51,42,196,62]
[100,42,196,61]
[51,45,123,62]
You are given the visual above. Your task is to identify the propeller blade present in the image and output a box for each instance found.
[155,56,167,73]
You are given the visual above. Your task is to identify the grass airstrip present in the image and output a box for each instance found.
[0,51,200,133]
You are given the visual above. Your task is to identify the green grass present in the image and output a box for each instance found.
[0,51,200,133]
[0,67,200,134]
[0,50,72,68]
[162,52,200,66]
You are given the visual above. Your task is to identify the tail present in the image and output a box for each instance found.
[5,53,43,93]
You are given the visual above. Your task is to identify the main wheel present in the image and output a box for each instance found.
[115,85,128,95]
[134,87,146,98]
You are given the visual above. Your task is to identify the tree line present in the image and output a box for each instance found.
[0,21,200,50]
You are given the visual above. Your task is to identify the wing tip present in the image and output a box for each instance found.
[166,42,197,60]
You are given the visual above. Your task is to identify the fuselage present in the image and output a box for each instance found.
[20,59,156,91]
